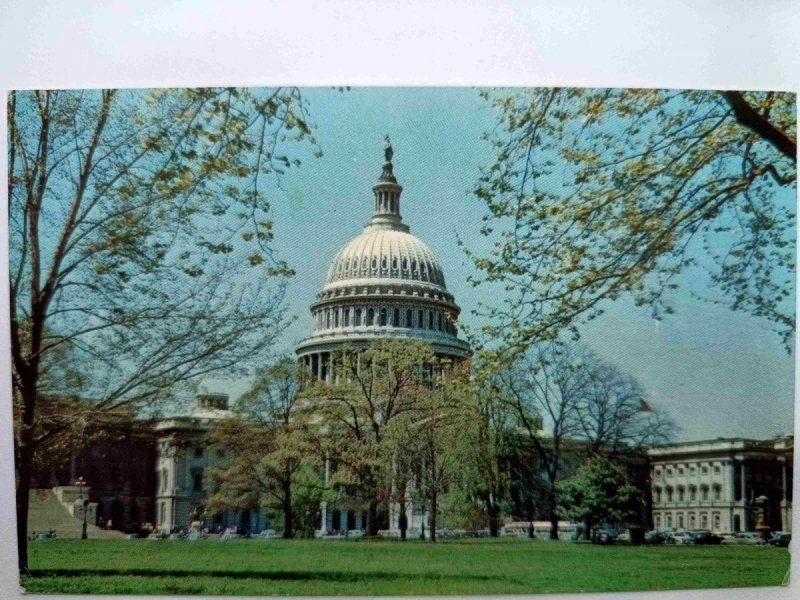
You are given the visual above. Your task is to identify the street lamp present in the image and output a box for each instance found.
[75,476,88,540]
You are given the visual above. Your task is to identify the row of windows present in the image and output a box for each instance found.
[655,511,722,531]
[654,483,723,503]
[158,467,205,494]
[314,306,455,334]
[332,254,442,283]
[654,463,722,478]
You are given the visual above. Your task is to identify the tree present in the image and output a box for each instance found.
[208,357,320,538]
[557,455,644,540]
[494,340,671,539]
[299,340,435,535]
[456,369,516,536]
[577,362,675,454]
[408,365,474,543]
[469,89,796,354]
[8,87,317,570]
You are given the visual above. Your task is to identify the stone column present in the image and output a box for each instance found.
[316,353,323,381]
[781,459,787,502]
[727,461,736,502]
[740,461,746,503]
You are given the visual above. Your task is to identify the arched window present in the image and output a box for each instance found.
[381,256,388,271]
[392,257,398,271]
[343,308,350,327]
[666,513,672,528]
[371,257,378,270]
[393,308,400,327]
[412,259,418,273]
[355,308,362,326]
[406,309,412,327]
[402,258,409,272]
[380,308,387,326]
[437,312,442,330]
[700,485,709,501]
[654,487,662,503]
[418,310,424,328]
[701,513,708,528]
[428,311,433,329]
[326,310,331,329]
[678,514,684,529]
[367,308,375,326]
[666,486,674,502]
[677,486,685,502]
[689,485,697,501]
[689,513,696,528]
[334,310,339,328]
[655,515,661,529]
[713,484,722,501]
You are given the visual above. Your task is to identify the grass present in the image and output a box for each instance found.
[22,537,790,595]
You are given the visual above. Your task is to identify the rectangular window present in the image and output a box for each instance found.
[192,468,204,492]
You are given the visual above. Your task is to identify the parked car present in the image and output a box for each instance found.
[691,531,723,545]
[644,530,668,545]
[768,532,791,547]
[670,532,693,545]
[730,531,764,545]
[594,529,617,544]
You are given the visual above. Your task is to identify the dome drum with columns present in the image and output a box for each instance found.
[295,137,470,379]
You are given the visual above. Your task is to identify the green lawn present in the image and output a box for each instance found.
[22,538,790,595]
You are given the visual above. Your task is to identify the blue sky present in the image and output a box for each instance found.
[205,87,794,443]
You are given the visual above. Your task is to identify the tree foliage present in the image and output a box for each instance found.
[557,454,644,532]
[208,357,321,538]
[470,88,796,353]
[8,86,316,569]
[298,340,435,535]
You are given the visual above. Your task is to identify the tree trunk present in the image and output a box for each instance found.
[367,500,379,536]
[398,499,407,540]
[583,515,593,541]
[548,490,559,540]
[16,385,37,573]
[282,474,294,539]
[429,490,437,543]
[487,496,500,537]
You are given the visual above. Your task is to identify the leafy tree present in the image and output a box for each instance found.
[557,454,644,540]
[300,340,435,535]
[208,357,320,538]
[469,88,796,354]
[494,340,671,539]
[8,87,316,570]
[409,365,474,543]
[455,369,517,536]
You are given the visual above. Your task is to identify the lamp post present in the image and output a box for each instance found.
[75,476,88,540]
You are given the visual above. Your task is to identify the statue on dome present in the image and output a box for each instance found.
[384,135,393,163]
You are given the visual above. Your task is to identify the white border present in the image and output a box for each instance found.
[1,1,798,599]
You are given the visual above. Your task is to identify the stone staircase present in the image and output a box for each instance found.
[28,489,125,539]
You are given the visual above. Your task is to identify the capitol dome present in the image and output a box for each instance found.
[296,137,470,379]
[325,227,446,290]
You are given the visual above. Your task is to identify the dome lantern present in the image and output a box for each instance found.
[370,135,406,231]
